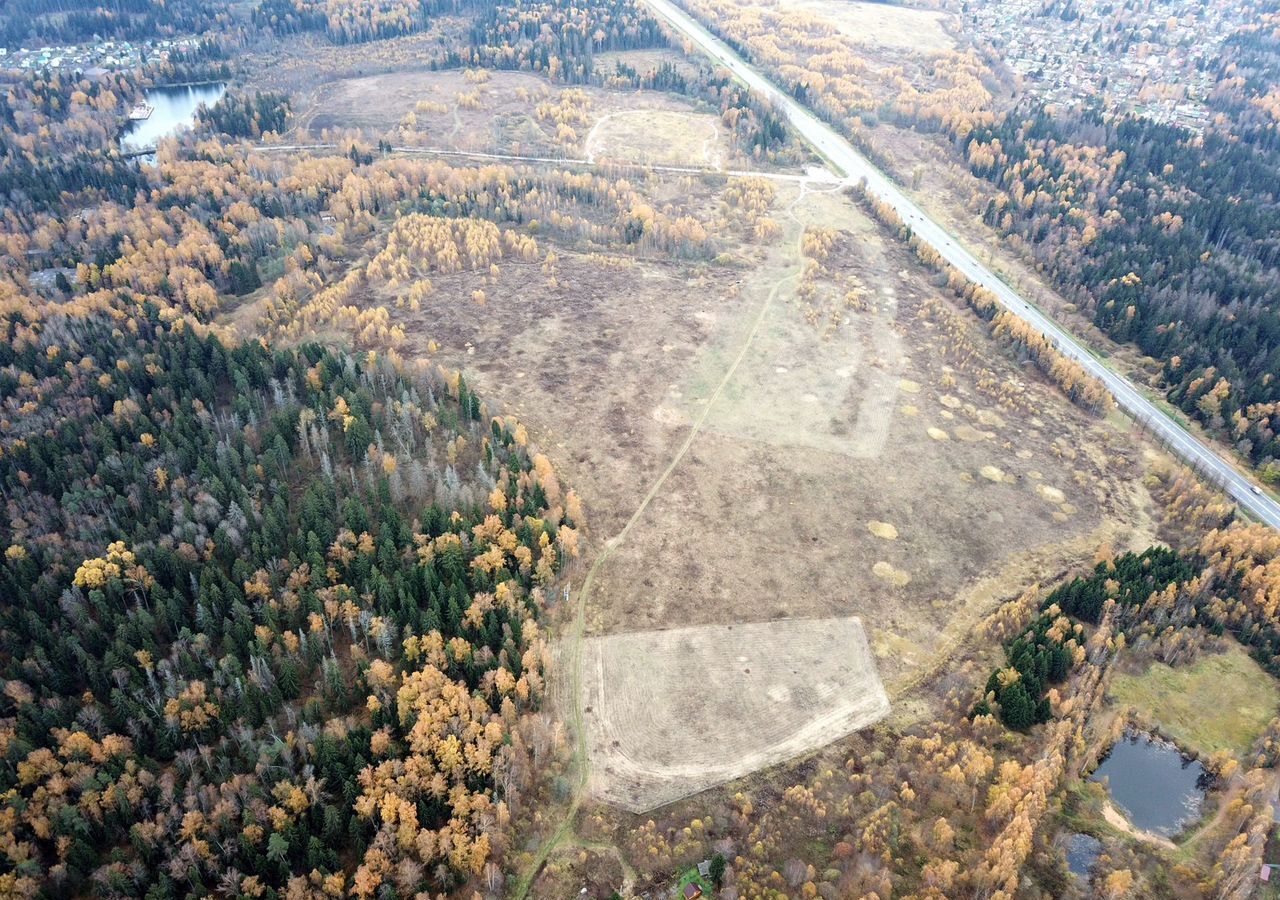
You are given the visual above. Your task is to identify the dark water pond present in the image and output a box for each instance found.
[1090,730,1208,837]
[1064,832,1101,877]
[120,83,226,156]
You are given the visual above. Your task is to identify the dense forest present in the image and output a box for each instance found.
[0,317,575,897]
[0,46,231,221]
[0,70,154,220]
[0,13,734,890]
[465,0,665,82]
[247,0,665,68]
[943,5,1280,470]
[197,91,291,139]
[0,0,227,49]
[963,106,1280,466]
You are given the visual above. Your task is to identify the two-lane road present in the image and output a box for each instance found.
[640,0,1280,530]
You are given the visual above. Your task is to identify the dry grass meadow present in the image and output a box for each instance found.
[282,65,741,166]
[577,183,1156,694]
[779,0,955,51]
[585,109,727,167]
[386,172,1167,808]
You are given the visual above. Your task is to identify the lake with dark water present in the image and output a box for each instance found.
[120,83,226,157]
[1090,730,1208,837]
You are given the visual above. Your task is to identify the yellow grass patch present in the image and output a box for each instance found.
[872,560,911,587]
[867,520,899,540]
[1036,484,1066,503]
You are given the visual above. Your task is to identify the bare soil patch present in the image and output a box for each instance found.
[568,616,889,812]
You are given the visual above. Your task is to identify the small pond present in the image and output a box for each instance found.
[1063,832,1101,878]
[1090,730,1208,837]
[120,82,226,157]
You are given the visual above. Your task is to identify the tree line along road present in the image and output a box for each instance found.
[638,0,1280,532]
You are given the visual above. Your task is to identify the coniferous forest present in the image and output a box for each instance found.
[0,317,574,897]
[964,105,1280,466]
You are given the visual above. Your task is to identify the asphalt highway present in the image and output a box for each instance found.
[640,0,1280,530]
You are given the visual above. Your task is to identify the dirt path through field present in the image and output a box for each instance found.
[1180,770,1278,851]
[513,180,836,898]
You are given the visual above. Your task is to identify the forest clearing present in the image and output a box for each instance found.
[574,180,1157,695]
[239,106,1171,728]
[1110,645,1280,758]
[273,63,766,170]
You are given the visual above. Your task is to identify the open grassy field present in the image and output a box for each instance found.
[321,166,1165,699]
[253,54,752,168]
[780,0,955,51]
[396,242,752,541]
[580,181,1156,695]
[585,109,727,167]
[568,616,889,811]
[1110,642,1280,757]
